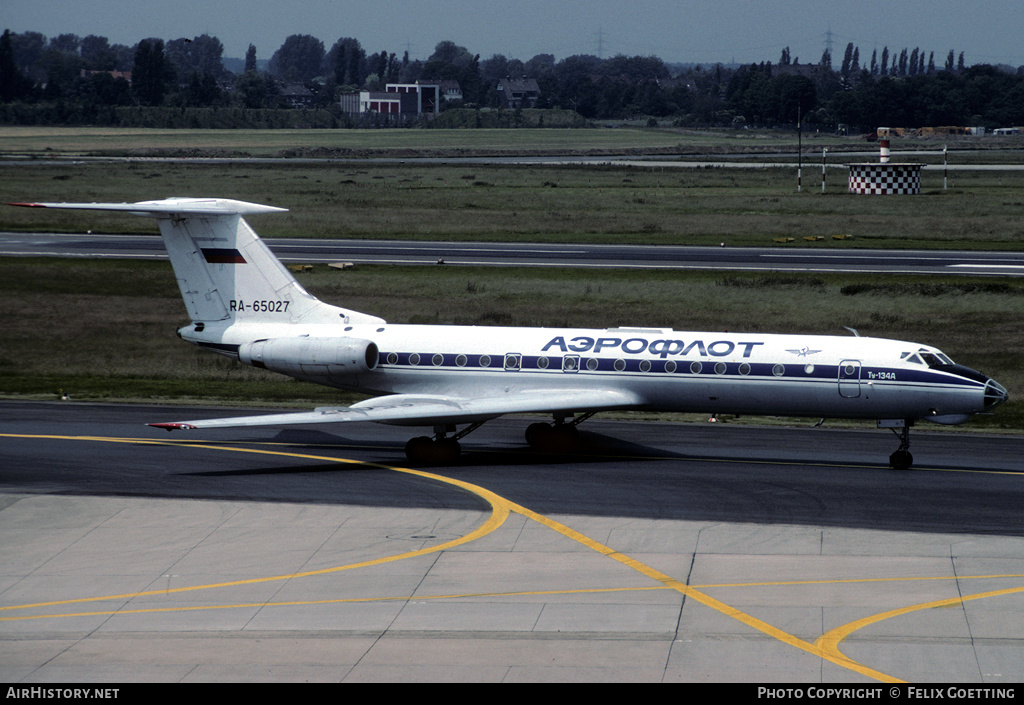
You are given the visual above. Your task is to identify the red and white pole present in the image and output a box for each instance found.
[821,148,827,193]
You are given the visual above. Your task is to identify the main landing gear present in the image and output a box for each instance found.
[888,422,913,470]
[404,422,484,465]
[403,413,596,465]
[525,413,595,454]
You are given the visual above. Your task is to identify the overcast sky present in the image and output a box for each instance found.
[4,0,1023,67]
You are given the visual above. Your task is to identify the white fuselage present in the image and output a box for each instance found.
[188,321,998,425]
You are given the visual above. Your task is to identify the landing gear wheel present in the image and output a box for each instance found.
[434,437,461,465]
[888,422,914,470]
[525,422,549,447]
[405,436,433,463]
[404,436,461,465]
[889,450,913,470]
[525,422,580,454]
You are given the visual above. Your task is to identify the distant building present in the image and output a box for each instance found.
[280,84,314,109]
[495,78,540,108]
[919,126,985,136]
[385,83,441,115]
[418,79,462,104]
[339,82,440,119]
[437,79,463,103]
[877,127,917,137]
[881,126,987,138]
[338,91,404,116]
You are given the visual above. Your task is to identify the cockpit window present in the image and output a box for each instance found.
[919,351,955,368]
[917,348,956,367]
[901,352,924,365]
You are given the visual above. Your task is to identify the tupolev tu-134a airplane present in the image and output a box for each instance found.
[12,198,1008,469]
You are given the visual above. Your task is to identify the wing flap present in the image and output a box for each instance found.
[148,389,642,431]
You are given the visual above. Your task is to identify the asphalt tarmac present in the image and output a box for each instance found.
[3,231,1024,277]
[2,401,1023,683]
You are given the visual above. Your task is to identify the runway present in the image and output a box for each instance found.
[2,401,1023,682]
[3,231,1024,276]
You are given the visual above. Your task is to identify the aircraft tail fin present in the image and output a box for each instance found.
[11,198,384,326]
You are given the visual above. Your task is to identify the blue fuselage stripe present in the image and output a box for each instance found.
[376,352,985,389]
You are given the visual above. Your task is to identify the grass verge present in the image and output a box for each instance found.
[3,160,1023,250]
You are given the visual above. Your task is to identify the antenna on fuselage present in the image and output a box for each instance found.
[843,327,861,337]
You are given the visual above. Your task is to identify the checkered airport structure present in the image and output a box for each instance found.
[847,163,924,194]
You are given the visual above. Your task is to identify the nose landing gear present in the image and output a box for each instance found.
[888,422,913,470]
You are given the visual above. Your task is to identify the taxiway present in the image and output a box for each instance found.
[2,231,1024,276]
[2,401,1023,682]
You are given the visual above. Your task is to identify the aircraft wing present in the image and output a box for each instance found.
[149,389,643,431]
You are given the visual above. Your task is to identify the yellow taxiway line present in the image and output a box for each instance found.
[4,432,1024,681]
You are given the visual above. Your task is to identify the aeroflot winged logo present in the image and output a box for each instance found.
[541,336,764,358]
[786,346,822,357]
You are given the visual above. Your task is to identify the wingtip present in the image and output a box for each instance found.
[8,202,47,208]
[148,422,197,432]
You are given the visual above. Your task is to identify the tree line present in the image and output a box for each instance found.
[2,28,1023,131]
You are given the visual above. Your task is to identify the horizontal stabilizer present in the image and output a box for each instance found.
[149,389,643,431]
[10,198,287,217]
[11,197,382,325]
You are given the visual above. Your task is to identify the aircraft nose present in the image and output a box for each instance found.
[984,378,1009,410]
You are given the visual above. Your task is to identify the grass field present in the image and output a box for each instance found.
[0,125,845,157]
[3,124,1021,159]
[1,126,1021,432]
[3,160,1024,250]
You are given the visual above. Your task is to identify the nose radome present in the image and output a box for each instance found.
[985,378,1009,410]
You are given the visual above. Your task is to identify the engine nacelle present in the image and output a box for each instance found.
[238,336,379,380]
